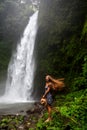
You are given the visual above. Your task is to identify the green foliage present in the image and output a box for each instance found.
[0,115,24,129]
[72,77,87,91]
[71,55,87,91]
[37,117,62,130]
[37,89,87,130]
[29,128,35,130]
[82,55,87,78]
[60,89,87,129]
[82,19,87,36]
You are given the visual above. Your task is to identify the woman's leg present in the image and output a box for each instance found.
[45,104,52,122]
[47,105,52,119]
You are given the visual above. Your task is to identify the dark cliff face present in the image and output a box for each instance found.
[33,0,87,98]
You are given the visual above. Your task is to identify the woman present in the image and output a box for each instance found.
[41,75,65,122]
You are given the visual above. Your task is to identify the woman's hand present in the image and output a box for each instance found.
[42,95,45,98]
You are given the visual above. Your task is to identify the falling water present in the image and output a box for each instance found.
[1,11,38,102]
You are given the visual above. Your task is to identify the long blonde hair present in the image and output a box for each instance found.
[47,75,65,91]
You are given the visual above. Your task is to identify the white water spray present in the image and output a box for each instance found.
[1,11,38,102]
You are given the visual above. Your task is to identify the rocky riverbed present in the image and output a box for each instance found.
[0,102,44,130]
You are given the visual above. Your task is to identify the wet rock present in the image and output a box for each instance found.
[26,102,43,115]
[18,125,25,130]
[20,110,24,113]
[0,126,8,130]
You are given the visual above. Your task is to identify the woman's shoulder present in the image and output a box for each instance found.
[48,82,53,88]
[45,82,51,87]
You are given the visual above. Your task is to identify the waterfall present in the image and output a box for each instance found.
[1,11,38,102]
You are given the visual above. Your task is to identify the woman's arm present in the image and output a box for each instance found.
[43,86,50,98]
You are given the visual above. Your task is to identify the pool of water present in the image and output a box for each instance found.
[0,102,35,115]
